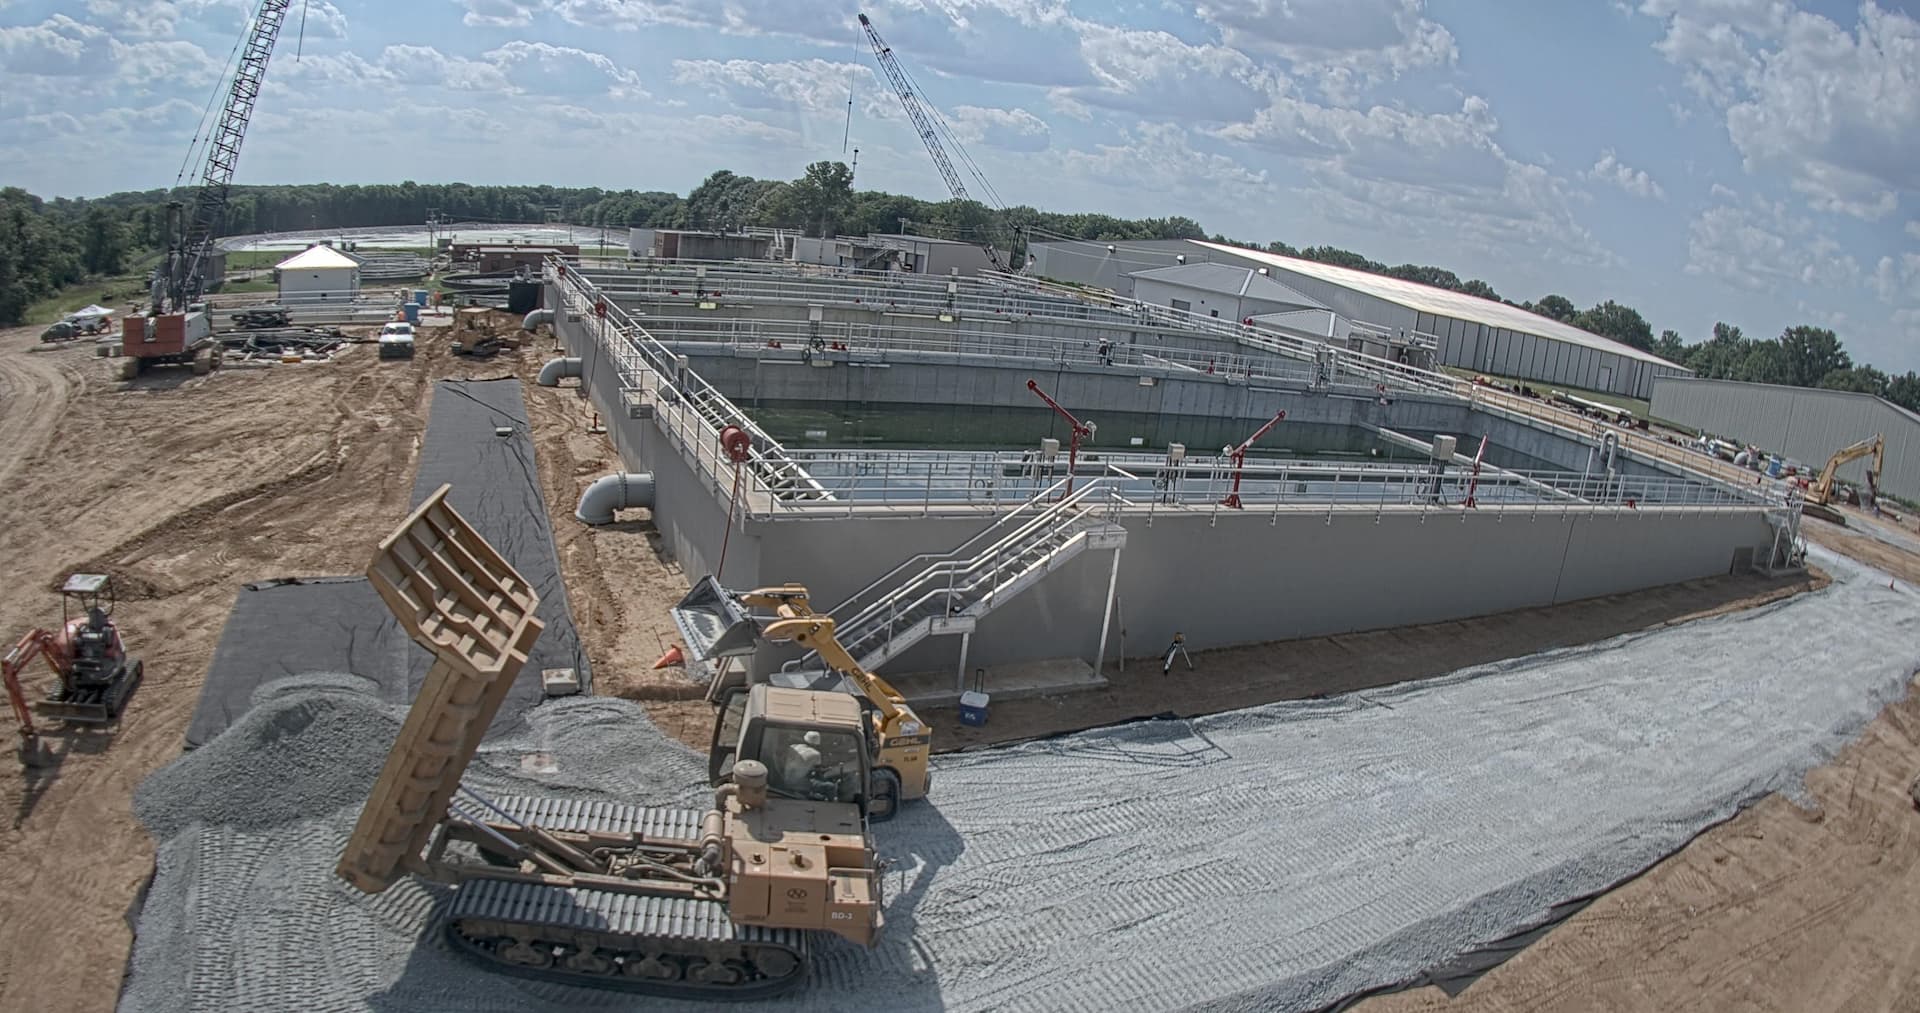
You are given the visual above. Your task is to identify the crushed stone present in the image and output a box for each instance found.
[122,545,1920,1012]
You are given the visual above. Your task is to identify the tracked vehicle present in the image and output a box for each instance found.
[335,486,885,998]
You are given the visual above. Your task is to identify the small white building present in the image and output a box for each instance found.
[275,244,361,303]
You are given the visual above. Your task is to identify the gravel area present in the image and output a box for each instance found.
[122,545,1919,1013]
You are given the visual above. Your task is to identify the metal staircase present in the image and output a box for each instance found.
[784,478,1127,679]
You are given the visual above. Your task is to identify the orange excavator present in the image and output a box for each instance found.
[3,574,144,766]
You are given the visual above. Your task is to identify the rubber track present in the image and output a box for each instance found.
[446,878,806,1001]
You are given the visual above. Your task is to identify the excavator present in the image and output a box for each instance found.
[671,576,933,820]
[1801,434,1884,526]
[336,487,885,999]
[3,574,145,766]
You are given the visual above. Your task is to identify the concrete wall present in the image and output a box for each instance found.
[555,283,1779,686]
[741,498,1778,679]
[1653,377,1920,500]
[919,241,998,278]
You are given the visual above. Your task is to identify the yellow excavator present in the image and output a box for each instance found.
[673,577,932,821]
[1801,434,1884,526]
[336,487,885,999]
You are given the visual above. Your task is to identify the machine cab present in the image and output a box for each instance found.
[712,684,874,811]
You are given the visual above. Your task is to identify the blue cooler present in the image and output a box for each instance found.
[959,690,990,727]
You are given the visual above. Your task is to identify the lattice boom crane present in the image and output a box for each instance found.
[857,12,1009,271]
[160,0,293,311]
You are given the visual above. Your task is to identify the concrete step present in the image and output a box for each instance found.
[887,657,1108,710]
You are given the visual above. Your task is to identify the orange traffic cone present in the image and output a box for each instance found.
[653,644,685,669]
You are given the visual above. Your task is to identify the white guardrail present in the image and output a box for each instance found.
[548,260,1789,524]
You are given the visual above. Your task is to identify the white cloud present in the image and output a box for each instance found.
[1050,122,1267,198]
[1192,0,1456,103]
[1640,1,1920,221]
[947,105,1051,152]
[487,40,649,99]
[81,0,250,38]
[671,58,891,121]
[0,15,115,76]
[1871,253,1920,303]
[456,0,537,27]
[1060,22,1280,122]
[1709,182,1739,200]
[1683,200,1860,292]
[273,41,645,98]
[1585,149,1666,199]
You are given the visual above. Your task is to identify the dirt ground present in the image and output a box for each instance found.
[0,313,1916,1013]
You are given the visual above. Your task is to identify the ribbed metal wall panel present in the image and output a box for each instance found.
[1651,377,1920,501]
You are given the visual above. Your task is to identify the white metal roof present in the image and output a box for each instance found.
[1190,240,1681,368]
[1127,262,1328,310]
[276,245,361,271]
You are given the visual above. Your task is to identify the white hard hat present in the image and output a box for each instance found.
[803,730,821,746]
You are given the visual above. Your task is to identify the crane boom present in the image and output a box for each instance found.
[857,13,971,204]
[857,12,1010,271]
[162,0,293,311]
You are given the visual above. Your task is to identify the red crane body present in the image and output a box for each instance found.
[1221,408,1289,509]
[1027,379,1092,498]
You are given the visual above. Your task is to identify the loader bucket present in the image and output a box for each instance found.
[670,575,761,663]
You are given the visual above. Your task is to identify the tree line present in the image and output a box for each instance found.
[4,168,1912,416]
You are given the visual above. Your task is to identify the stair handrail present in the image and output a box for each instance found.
[825,474,1090,622]
[790,478,1115,671]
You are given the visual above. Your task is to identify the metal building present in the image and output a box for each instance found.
[1127,263,1335,332]
[1651,377,1919,501]
[1026,238,1689,399]
[273,244,361,303]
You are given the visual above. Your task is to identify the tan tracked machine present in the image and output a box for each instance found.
[335,486,886,999]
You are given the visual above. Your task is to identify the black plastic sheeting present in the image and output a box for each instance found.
[183,379,591,749]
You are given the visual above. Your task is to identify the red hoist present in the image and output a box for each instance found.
[1027,379,1093,497]
[1220,408,1289,509]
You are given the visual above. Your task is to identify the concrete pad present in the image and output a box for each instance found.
[889,656,1107,709]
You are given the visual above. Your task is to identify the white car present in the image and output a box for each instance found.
[377,321,416,359]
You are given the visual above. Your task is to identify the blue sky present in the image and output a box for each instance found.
[1,1,1915,370]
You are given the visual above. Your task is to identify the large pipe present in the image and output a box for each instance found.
[522,308,555,332]
[575,472,654,524]
[536,356,581,387]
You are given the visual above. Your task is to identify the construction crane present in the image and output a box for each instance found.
[671,576,932,820]
[856,11,1012,271]
[156,0,294,313]
[337,487,885,998]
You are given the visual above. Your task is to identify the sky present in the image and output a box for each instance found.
[0,0,1916,371]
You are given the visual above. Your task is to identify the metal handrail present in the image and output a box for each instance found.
[828,475,1114,634]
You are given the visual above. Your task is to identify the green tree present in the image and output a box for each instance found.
[1818,365,1888,395]
[1460,279,1501,301]
[1654,329,1686,363]
[1887,372,1920,413]
[1738,340,1790,384]
[1573,300,1654,352]
[1777,325,1850,388]
[784,161,855,238]
[1528,294,1577,323]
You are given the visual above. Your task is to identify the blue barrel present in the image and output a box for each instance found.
[414,289,430,306]
[1767,457,1782,478]
[402,302,420,324]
